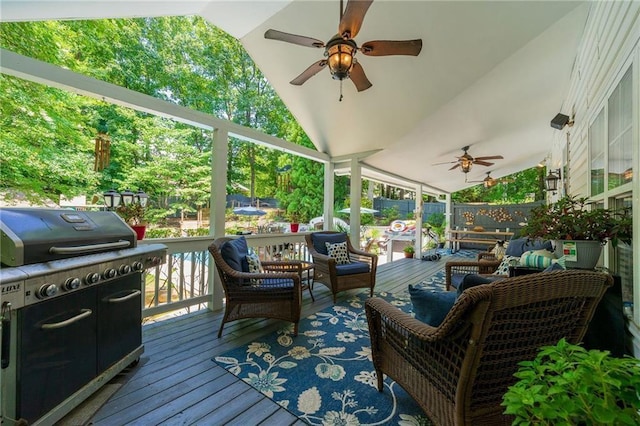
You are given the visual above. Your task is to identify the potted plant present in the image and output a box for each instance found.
[287,211,301,233]
[403,244,415,258]
[502,338,640,425]
[521,195,632,269]
[115,202,148,239]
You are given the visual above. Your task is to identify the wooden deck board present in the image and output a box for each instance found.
[80,256,460,425]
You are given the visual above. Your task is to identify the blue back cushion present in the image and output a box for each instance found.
[409,284,457,327]
[220,237,250,272]
[457,274,504,296]
[506,237,553,257]
[311,232,347,255]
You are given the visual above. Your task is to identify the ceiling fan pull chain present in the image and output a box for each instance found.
[339,80,344,102]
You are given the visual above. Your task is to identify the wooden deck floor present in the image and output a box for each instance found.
[81,256,452,425]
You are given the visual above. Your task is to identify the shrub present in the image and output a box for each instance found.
[502,338,640,425]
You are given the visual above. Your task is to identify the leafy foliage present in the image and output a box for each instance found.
[453,167,545,204]
[0,17,312,213]
[503,338,640,425]
[522,195,632,245]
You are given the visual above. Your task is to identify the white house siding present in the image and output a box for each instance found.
[551,2,640,356]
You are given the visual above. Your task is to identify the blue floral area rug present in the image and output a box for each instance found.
[214,290,438,425]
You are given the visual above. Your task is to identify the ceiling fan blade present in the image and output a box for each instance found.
[360,39,423,56]
[349,62,372,92]
[474,155,504,161]
[264,29,325,48]
[473,160,495,167]
[449,163,461,171]
[290,60,328,86]
[339,0,373,39]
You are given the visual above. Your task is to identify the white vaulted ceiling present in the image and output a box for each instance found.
[1,1,589,193]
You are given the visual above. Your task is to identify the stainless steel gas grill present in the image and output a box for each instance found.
[0,208,167,426]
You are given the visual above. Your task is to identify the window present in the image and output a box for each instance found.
[608,68,633,190]
[589,65,634,318]
[589,110,605,196]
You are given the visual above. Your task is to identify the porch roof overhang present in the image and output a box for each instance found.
[1,0,589,194]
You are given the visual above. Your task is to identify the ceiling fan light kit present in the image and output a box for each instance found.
[326,36,356,80]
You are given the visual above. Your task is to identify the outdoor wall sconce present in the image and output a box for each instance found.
[550,113,575,130]
[544,168,562,193]
[103,189,148,209]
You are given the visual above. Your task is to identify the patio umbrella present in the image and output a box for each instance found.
[233,206,267,216]
[338,207,379,214]
[233,206,267,229]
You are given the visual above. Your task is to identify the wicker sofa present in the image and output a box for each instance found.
[365,270,613,425]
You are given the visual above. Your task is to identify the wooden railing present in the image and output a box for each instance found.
[138,233,312,319]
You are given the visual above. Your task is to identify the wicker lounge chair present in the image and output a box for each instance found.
[208,237,302,337]
[305,231,378,303]
[445,251,502,291]
[365,270,613,425]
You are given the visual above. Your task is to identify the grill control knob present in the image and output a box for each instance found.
[37,284,58,299]
[64,277,81,290]
[104,268,117,279]
[132,261,144,272]
[119,264,132,275]
[85,272,100,285]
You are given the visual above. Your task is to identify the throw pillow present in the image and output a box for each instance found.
[246,251,263,273]
[493,255,519,275]
[519,249,556,268]
[505,237,553,258]
[246,251,264,285]
[491,241,506,260]
[409,284,457,327]
[326,241,351,265]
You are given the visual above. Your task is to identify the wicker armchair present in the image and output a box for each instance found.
[305,231,378,303]
[365,270,612,425]
[445,251,502,291]
[208,237,302,338]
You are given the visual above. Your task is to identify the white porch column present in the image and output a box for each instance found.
[414,184,423,257]
[350,158,362,247]
[445,193,452,250]
[209,127,228,311]
[323,161,334,231]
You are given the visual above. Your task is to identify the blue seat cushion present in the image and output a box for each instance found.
[335,261,370,276]
[311,232,347,255]
[220,237,250,272]
[409,284,457,327]
[258,278,295,290]
[505,237,553,257]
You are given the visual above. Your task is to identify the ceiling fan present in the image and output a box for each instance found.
[469,171,505,188]
[264,0,422,99]
[433,146,504,175]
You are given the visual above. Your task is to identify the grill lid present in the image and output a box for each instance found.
[1,208,136,267]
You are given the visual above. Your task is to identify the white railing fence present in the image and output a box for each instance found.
[138,233,312,319]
